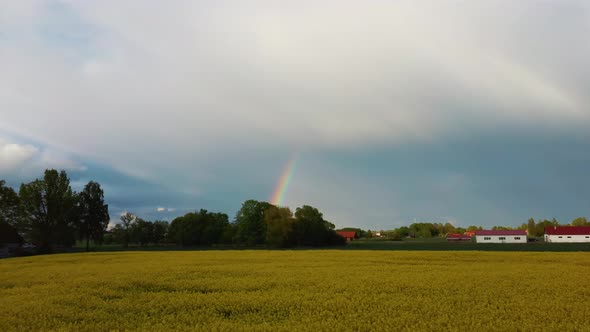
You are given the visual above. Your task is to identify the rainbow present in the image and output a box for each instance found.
[270,153,298,206]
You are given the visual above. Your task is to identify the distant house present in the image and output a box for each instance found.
[336,231,356,241]
[545,226,590,243]
[446,233,472,241]
[464,231,476,237]
[475,230,527,243]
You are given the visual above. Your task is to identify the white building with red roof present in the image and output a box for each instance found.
[475,230,527,243]
[544,226,590,243]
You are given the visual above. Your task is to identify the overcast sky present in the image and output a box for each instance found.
[1,1,589,229]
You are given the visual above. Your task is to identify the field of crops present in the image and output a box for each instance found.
[2,251,590,331]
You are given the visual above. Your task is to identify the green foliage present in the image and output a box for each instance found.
[78,181,110,251]
[234,200,271,246]
[0,180,20,227]
[571,217,589,226]
[18,170,78,249]
[119,212,137,247]
[152,221,169,244]
[264,206,294,248]
[169,210,229,246]
[130,218,154,246]
[0,221,23,246]
[293,205,345,246]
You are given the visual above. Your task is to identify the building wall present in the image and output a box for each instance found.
[545,234,590,243]
[475,235,526,243]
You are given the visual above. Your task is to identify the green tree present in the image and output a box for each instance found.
[571,217,589,226]
[152,221,169,245]
[293,205,345,247]
[235,200,272,246]
[130,218,154,246]
[169,210,229,246]
[119,212,137,247]
[78,181,110,251]
[397,226,410,238]
[0,180,20,227]
[264,206,295,248]
[442,223,456,236]
[0,221,23,246]
[534,219,560,237]
[19,170,78,250]
[527,218,536,237]
[111,224,126,244]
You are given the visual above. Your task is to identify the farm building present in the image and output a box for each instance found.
[544,226,590,243]
[446,233,472,241]
[475,230,527,243]
[336,231,356,241]
[464,231,476,237]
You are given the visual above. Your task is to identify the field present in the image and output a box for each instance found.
[2,251,590,331]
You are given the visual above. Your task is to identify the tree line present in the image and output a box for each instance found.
[372,217,590,240]
[0,170,109,252]
[0,169,345,252]
[107,200,344,248]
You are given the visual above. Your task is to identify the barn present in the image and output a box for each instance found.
[336,231,356,241]
[446,233,472,241]
[544,226,590,243]
[475,230,527,243]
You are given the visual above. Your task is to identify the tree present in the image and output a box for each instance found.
[19,170,78,250]
[571,217,589,226]
[533,219,561,237]
[169,210,229,246]
[152,221,169,245]
[293,205,345,247]
[0,221,23,246]
[111,224,126,244]
[0,180,20,227]
[527,218,536,237]
[119,212,137,247]
[264,206,295,248]
[130,218,154,246]
[234,200,272,246]
[397,226,410,238]
[78,181,110,251]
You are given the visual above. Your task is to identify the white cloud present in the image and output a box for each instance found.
[0,138,86,178]
[0,139,39,173]
[1,1,589,212]
[156,207,166,212]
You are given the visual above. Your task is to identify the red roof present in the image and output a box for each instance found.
[475,230,527,236]
[447,233,471,239]
[446,233,471,240]
[337,231,356,239]
[545,226,590,235]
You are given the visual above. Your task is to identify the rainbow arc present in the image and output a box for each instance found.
[270,153,299,206]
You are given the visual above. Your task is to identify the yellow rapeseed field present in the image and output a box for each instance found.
[1,250,590,331]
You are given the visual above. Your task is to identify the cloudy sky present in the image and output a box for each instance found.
[1,1,589,229]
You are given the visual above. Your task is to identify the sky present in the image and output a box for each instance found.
[1,0,589,230]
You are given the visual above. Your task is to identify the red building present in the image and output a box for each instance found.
[446,233,472,241]
[336,231,356,241]
[544,226,590,243]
